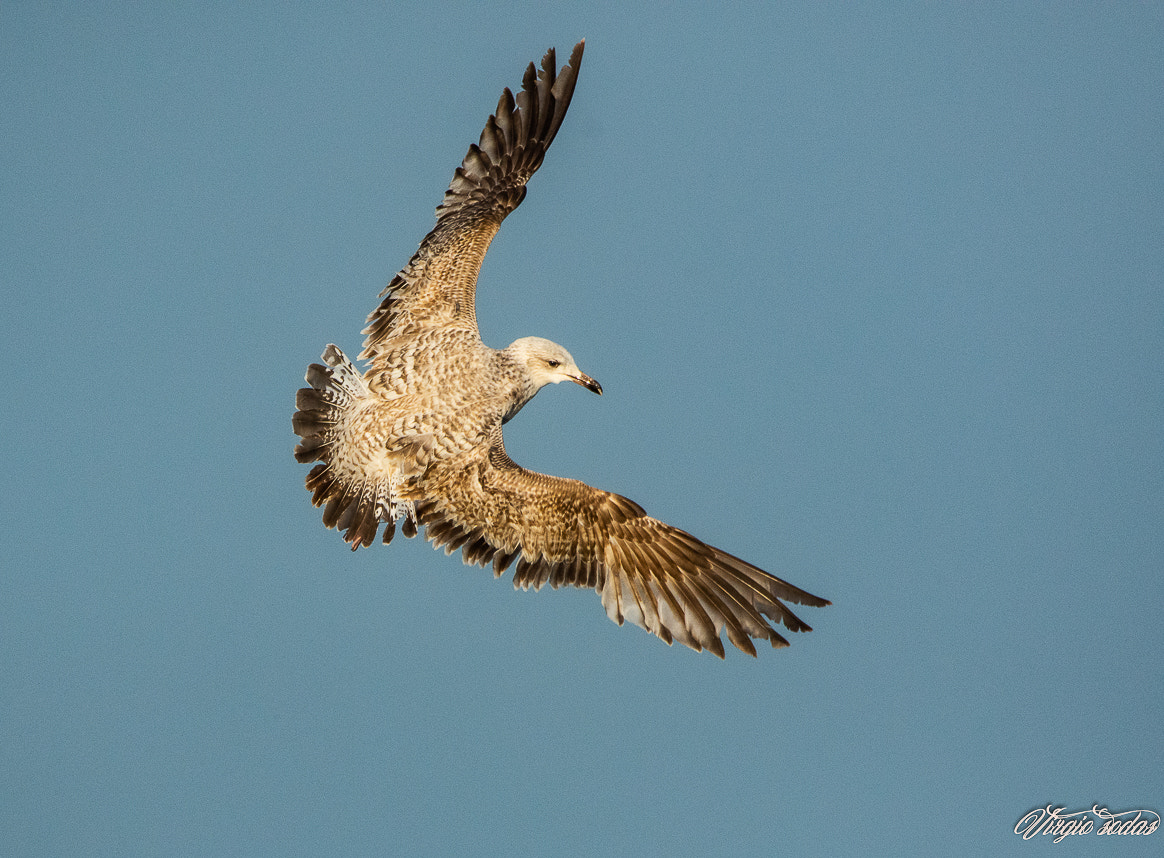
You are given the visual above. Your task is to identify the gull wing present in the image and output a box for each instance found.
[410,428,830,658]
[360,41,585,363]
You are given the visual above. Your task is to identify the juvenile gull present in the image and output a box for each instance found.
[293,41,829,657]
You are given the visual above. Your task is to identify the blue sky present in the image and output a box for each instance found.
[3,3,1161,855]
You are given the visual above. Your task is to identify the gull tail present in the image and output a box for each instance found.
[293,345,417,549]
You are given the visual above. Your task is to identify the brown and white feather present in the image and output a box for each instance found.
[414,427,829,658]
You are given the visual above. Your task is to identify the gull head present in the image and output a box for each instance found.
[507,336,602,395]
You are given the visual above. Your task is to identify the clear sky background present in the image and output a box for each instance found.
[3,3,1161,855]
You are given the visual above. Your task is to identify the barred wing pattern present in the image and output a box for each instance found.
[415,429,831,658]
[360,41,585,361]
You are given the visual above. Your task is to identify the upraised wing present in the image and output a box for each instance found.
[360,41,585,364]
[410,427,830,658]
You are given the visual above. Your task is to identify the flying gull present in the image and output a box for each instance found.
[293,41,829,657]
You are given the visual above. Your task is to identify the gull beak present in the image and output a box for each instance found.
[571,372,603,395]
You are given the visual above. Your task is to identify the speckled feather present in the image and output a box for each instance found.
[293,41,830,657]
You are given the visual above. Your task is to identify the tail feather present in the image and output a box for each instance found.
[293,345,418,549]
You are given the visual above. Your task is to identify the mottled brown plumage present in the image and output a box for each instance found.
[293,41,829,657]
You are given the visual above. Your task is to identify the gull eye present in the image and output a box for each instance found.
[547,359,561,368]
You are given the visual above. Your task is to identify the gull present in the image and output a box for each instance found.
[293,41,829,657]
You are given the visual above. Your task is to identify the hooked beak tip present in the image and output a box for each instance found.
[573,374,603,395]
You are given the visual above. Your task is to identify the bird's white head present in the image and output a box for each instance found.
[507,336,602,396]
